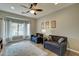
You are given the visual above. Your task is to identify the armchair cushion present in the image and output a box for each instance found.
[31,33,43,43]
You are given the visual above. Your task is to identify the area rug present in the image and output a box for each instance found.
[1,41,48,56]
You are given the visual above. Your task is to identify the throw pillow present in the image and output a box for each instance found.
[53,37,58,42]
[58,38,64,44]
[47,36,52,41]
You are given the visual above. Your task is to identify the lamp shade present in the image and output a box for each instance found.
[41,29,46,34]
[30,10,35,14]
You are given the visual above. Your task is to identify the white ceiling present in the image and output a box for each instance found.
[0,3,73,19]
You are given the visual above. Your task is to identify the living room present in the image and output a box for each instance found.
[0,3,79,56]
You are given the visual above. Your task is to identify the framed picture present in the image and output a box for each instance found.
[41,22,44,29]
[51,20,56,28]
[45,21,49,28]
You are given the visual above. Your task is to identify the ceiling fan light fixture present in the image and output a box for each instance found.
[21,3,43,15]
[30,10,35,14]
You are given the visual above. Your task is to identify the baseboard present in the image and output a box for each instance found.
[67,48,79,54]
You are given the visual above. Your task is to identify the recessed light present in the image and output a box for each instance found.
[11,6,15,10]
[54,3,58,5]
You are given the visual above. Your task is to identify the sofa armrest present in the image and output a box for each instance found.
[60,42,67,47]
[59,42,67,53]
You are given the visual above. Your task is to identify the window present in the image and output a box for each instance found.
[10,22,18,37]
[4,17,30,38]
[18,23,25,36]
[9,22,26,37]
[27,23,30,36]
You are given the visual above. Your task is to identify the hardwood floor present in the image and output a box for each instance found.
[35,44,79,56]
[65,50,79,56]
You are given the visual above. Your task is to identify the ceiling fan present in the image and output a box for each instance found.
[21,3,43,15]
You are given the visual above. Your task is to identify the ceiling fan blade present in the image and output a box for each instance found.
[36,9,43,11]
[33,9,43,11]
[29,4,33,9]
[26,11,30,13]
[33,3,37,6]
[20,5,29,8]
[30,3,37,9]
[34,12,37,15]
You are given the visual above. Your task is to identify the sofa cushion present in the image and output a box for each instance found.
[44,41,60,48]
[52,37,59,42]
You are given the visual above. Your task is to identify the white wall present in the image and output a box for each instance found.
[37,4,79,52]
[30,19,37,34]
